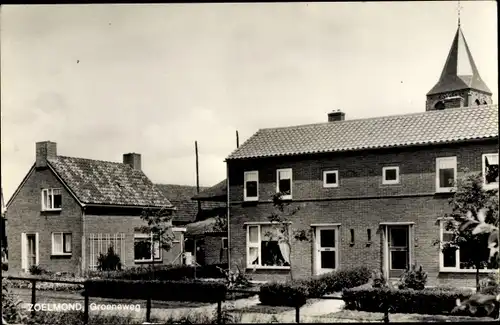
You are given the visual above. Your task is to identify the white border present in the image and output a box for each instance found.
[323,170,339,188]
[382,166,400,185]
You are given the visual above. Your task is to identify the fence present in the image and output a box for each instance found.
[2,276,405,324]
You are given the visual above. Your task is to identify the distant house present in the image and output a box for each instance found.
[189,180,227,266]
[225,24,498,287]
[156,183,228,266]
[5,141,185,275]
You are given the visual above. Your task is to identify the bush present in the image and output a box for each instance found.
[259,281,308,307]
[84,278,227,303]
[479,273,500,295]
[342,286,475,316]
[304,266,372,298]
[371,269,388,288]
[29,265,50,275]
[398,264,428,290]
[97,246,122,271]
[2,280,28,324]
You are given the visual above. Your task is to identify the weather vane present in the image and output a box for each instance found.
[457,1,463,27]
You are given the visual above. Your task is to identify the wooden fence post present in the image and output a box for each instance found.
[30,280,36,317]
[83,283,89,325]
[146,296,152,323]
[295,306,300,323]
[383,299,389,323]
[217,299,222,324]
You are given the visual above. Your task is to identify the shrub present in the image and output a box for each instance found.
[2,279,28,324]
[29,265,50,275]
[479,273,500,295]
[371,269,388,288]
[259,281,308,307]
[342,286,475,316]
[304,266,372,298]
[97,246,122,271]
[398,264,428,290]
[25,311,143,325]
[84,278,227,303]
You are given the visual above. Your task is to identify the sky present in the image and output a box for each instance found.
[1,2,498,202]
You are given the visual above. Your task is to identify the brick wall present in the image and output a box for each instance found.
[203,235,227,265]
[227,141,497,286]
[426,90,493,111]
[6,167,83,275]
[84,215,184,268]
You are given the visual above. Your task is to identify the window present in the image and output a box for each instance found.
[244,171,259,201]
[89,233,125,270]
[439,220,493,272]
[434,101,445,110]
[221,237,228,249]
[246,224,290,269]
[436,157,457,192]
[276,168,293,199]
[52,232,72,255]
[323,170,339,188]
[134,232,161,262]
[350,229,355,245]
[367,229,372,242]
[482,153,499,189]
[382,166,400,185]
[41,189,62,210]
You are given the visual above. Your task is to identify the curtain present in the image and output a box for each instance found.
[278,241,291,265]
[53,233,63,253]
[249,247,259,265]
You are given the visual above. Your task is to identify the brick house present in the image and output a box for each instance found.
[225,25,499,287]
[5,142,186,275]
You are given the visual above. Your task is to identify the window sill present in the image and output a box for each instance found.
[247,266,290,270]
[323,184,339,188]
[243,197,259,202]
[134,259,163,264]
[435,188,456,194]
[41,209,62,212]
[439,268,495,273]
[381,182,400,186]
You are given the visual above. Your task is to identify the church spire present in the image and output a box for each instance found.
[425,7,493,111]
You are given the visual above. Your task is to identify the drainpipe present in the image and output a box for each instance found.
[226,162,230,271]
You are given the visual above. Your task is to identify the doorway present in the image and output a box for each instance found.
[26,234,37,270]
[314,226,339,275]
[385,225,411,278]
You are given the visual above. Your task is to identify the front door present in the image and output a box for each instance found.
[388,226,410,278]
[315,227,338,275]
[26,234,37,269]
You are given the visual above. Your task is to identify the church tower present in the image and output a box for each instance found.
[426,22,492,111]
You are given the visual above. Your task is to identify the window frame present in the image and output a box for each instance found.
[221,237,228,250]
[246,223,291,270]
[51,232,72,255]
[243,171,259,201]
[438,220,493,273]
[276,168,293,200]
[482,153,499,190]
[133,232,162,263]
[41,188,62,211]
[323,170,339,188]
[382,166,400,185]
[435,157,457,193]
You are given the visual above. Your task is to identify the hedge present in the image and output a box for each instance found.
[83,279,227,303]
[87,264,227,281]
[299,266,372,298]
[259,266,372,307]
[342,286,476,316]
[259,282,308,307]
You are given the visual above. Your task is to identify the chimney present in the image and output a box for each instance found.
[123,153,141,171]
[36,141,57,168]
[328,110,345,122]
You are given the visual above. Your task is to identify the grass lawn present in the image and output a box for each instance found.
[324,310,496,322]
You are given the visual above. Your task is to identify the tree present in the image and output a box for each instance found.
[138,205,176,278]
[265,192,311,281]
[436,171,499,292]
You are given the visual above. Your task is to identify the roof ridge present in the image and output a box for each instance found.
[156,183,210,188]
[51,155,127,166]
[256,105,498,132]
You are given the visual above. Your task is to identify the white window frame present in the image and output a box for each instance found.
[276,168,293,200]
[323,170,339,188]
[382,166,400,185]
[221,237,228,250]
[246,223,290,270]
[134,232,162,263]
[41,188,62,211]
[482,153,499,190]
[436,157,457,193]
[51,232,72,255]
[439,220,493,273]
[244,171,259,201]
